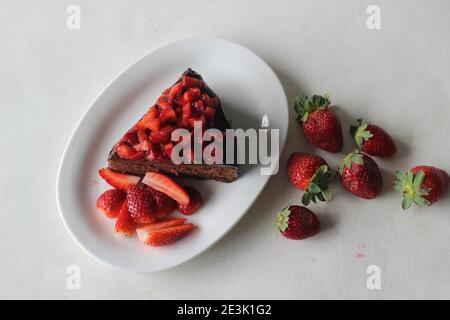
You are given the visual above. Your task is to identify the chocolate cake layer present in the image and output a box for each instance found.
[108,154,239,183]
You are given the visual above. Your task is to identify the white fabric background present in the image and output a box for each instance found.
[1,0,449,299]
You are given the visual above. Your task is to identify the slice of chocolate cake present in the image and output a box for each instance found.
[108,69,239,182]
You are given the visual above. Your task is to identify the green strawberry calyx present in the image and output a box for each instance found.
[276,207,291,232]
[294,94,331,123]
[393,170,430,209]
[350,118,374,148]
[302,165,335,206]
[338,150,364,175]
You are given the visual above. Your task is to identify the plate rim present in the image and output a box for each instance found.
[56,37,288,272]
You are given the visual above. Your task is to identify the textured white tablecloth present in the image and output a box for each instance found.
[1,0,449,299]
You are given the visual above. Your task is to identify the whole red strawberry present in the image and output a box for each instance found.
[287,153,335,205]
[350,119,396,157]
[339,150,382,199]
[394,166,449,209]
[294,94,343,153]
[126,185,156,224]
[276,205,320,240]
[96,189,126,218]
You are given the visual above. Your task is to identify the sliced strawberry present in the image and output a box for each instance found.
[157,95,173,109]
[99,169,140,190]
[183,87,201,102]
[127,185,156,224]
[182,75,203,88]
[146,186,177,217]
[137,106,159,129]
[178,186,203,215]
[115,201,136,238]
[160,106,177,124]
[96,189,126,218]
[169,82,183,99]
[116,143,145,160]
[142,172,190,205]
[120,130,139,146]
[137,217,186,233]
[138,223,196,247]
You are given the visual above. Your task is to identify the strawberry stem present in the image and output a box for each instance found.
[339,150,364,175]
[302,165,335,206]
[393,170,430,209]
[276,207,291,232]
[350,119,373,148]
[294,94,331,123]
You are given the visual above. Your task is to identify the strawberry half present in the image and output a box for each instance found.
[127,185,156,224]
[394,166,449,209]
[350,119,397,157]
[339,150,382,199]
[115,200,136,238]
[138,223,196,247]
[99,168,140,190]
[287,153,335,206]
[294,94,343,153]
[96,189,127,218]
[276,205,320,240]
[142,172,190,206]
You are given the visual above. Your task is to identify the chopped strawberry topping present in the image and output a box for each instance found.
[181,75,203,88]
[160,106,177,124]
[157,95,173,109]
[116,143,145,160]
[183,87,201,102]
[137,106,159,129]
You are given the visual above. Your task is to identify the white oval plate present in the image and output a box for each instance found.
[57,38,288,272]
